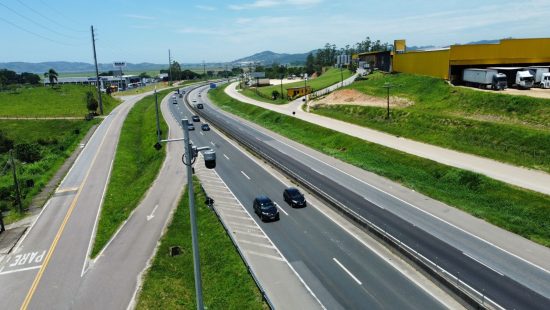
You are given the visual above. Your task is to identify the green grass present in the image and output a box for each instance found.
[241,68,353,104]
[0,119,98,223]
[136,177,267,309]
[91,89,170,257]
[0,84,120,117]
[310,72,550,172]
[209,85,550,247]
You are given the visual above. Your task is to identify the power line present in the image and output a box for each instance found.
[0,1,82,40]
[0,15,79,47]
[16,0,86,36]
[35,0,87,32]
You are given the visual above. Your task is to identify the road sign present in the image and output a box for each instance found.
[113,61,126,68]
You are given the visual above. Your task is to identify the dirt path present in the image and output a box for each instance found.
[312,89,413,108]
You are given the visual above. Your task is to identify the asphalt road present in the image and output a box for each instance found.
[171,85,448,309]
[187,84,550,309]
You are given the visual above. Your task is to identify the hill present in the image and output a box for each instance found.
[232,50,311,65]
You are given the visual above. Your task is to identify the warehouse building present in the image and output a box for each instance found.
[391,38,550,82]
[355,50,392,72]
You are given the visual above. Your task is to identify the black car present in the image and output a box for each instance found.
[253,196,280,222]
[197,103,204,109]
[283,187,306,208]
[179,93,183,98]
[201,124,210,131]
[187,124,195,131]
[192,115,200,122]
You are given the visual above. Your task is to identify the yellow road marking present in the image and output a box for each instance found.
[19,105,125,309]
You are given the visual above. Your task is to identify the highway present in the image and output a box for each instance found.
[170,85,450,309]
[184,84,550,309]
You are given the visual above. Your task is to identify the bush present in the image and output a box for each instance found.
[0,131,14,153]
[14,143,42,163]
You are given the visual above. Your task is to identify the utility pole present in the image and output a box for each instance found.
[280,75,284,101]
[91,25,104,114]
[10,150,23,213]
[168,49,173,85]
[202,60,206,80]
[340,63,344,87]
[154,88,161,142]
[382,82,395,119]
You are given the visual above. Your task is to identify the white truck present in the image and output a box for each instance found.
[527,66,550,88]
[515,70,535,89]
[462,68,507,90]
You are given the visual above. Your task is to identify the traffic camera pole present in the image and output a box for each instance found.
[182,119,204,310]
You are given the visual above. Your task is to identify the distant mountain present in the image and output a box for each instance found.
[0,61,167,74]
[232,50,311,65]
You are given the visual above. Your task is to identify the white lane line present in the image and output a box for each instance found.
[333,258,362,285]
[463,252,504,276]
[223,154,230,160]
[239,239,276,249]
[241,171,251,180]
[247,250,285,262]
[233,230,268,238]
[0,265,42,276]
[224,214,254,221]
[275,203,288,216]
[146,204,159,221]
[210,141,215,146]
[228,222,261,230]
[200,132,204,136]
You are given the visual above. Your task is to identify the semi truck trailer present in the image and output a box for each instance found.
[462,68,507,90]
[488,67,534,89]
[527,66,550,88]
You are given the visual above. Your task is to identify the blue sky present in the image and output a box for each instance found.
[1,0,549,64]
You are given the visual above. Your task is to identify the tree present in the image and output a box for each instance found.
[139,72,151,78]
[43,69,58,87]
[271,90,280,100]
[20,72,40,85]
[305,53,315,75]
[85,91,98,114]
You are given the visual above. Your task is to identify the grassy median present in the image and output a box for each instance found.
[137,177,266,309]
[91,89,171,257]
[209,85,550,247]
[240,68,353,104]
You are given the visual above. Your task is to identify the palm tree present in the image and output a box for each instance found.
[44,69,58,87]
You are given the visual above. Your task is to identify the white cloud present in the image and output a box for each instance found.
[123,14,156,20]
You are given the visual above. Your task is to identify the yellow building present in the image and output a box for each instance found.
[287,86,312,99]
[392,38,550,81]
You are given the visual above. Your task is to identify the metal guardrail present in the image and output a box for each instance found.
[187,83,507,309]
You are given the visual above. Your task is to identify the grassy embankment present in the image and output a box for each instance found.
[240,68,353,104]
[0,84,120,117]
[311,72,550,172]
[91,89,171,257]
[137,177,267,309]
[0,84,118,223]
[0,120,98,223]
[209,85,550,247]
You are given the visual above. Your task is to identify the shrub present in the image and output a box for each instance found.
[14,143,42,163]
[0,131,14,153]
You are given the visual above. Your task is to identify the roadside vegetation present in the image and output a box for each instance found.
[0,120,98,223]
[312,72,550,172]
[91,89,170,257]
[0,84,120,117]
[240,68,353,104]
[209,85,550,247]
[137,177,267,309]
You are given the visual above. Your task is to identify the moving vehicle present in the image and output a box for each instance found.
[192,115,200,122]
[283,187,306,208]
[197,103,204,109]
[201,124,210,131]
[210,83,217,89]
[462,68,507,90]
[187,124,195,131]
[253,196,280,222]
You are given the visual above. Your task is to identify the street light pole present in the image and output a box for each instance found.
[280,75,284,101]
[382,82,394,119]
[182,118,204,310]
[10,150,23,213]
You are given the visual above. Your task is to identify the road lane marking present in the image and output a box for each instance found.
[223,154,230,160]
[200,132,204,136]
[333,258,362,285]
[247,250,285,262]
[241,171,251,180]
[147,204,159,221]
[238,239,275,249]
[463,252,504,276]
[210,141,215,146]
[20,102,120,309]
[0,265,42,276]
[224,214,254,221]
[55,187,79,194]
[274,203,288,216]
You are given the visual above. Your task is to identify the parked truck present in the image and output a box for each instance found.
[462,68,507,90]
[527,66,550,88]
[488,67,534,89]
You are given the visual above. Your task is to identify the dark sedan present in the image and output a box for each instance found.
[283,187,306,208]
